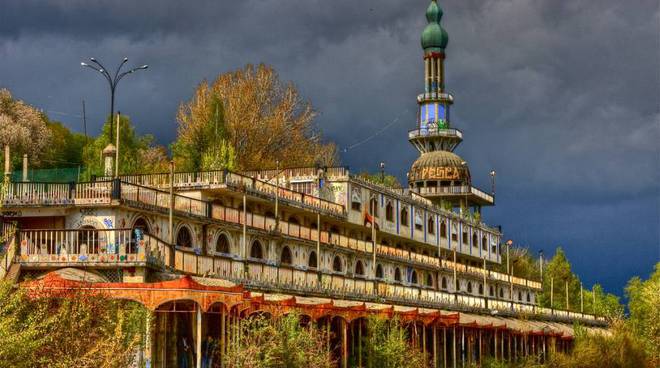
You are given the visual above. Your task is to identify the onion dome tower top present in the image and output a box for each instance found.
[421,0,449,52]
[407,1,494,208]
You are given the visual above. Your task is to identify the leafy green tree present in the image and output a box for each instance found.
[42,119,86,168]
[82,114,168,178]
[172,92,235,172]
[626,262,660,364]
[0,280,148,368]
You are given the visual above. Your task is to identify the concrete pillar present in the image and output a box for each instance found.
[452,326,457,368]
[220,307,226,368]
[22,154,27,181]
[4,145,10,178]
[433,325,438,368]
[341,319,348,368]
[196,305,202,368]
[144,311,153,368]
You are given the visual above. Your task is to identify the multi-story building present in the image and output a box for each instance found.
[0,1,606,367]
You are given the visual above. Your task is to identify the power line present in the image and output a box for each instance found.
[341,109,409,153]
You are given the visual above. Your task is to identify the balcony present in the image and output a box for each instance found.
[98,170,346,217]
[408,127,463,140]
[411,185,494,205]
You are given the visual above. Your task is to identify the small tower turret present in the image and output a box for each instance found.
[408,1,494,210]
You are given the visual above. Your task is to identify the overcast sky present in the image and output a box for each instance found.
[1,0,658,297]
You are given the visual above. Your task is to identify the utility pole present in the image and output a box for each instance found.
[274,160,279,231]
[115,112,120,178]
[565,281,569,310]
[580,283,584,314]
[550,277,554,309]
[168,160,174,265]
[82,99,87,140]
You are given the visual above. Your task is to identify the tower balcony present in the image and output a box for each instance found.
[408,126,463,152]
[410,185,494,206]
[408,126,463,140]
[417,92,453,103]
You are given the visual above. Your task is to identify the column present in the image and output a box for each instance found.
[196,305,202,368]
[220,307,226,368]
[433,325,438,368]
[144,311,153,368]
[342,319,348,368]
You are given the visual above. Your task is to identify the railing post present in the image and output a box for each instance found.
[111,178,121,200]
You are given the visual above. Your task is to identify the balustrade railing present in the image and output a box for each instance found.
[101,170,345,216]
[17,228,144,264]
[1,181,114,206]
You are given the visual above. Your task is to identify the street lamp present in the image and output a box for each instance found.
[489,170,496,196]
[379,162,385,183]
[80,57,148,140]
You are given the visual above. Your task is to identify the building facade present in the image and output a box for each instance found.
[0,1,606,367]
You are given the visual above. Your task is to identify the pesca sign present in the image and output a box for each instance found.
[408,166,468,181]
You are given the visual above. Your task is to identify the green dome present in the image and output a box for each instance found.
[421,0,448,52]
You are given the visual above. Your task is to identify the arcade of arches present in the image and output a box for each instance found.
[23,272,582,368]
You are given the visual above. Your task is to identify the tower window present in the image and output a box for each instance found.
[394,268,402,282]
[440,222,447,238]
[428,216,435,234]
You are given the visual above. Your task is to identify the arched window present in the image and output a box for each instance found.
[394,268,402,282]
[308,251,317,268]
[376,264,384,279]
[411,270,418,285]
[132,217,150,234]
[332,256,343,272]
[288,216,300,225]
[385,202,394,222]
[427,216,435,234]
[369,197,378,217]
[426,274,433,287]
[489,285,494,297]
[216,233,230,254]
[440,222,447,238]
[400,207,409,227]
[355,260,365,276]
[176,226,193,248]
[482,236,488,251]
[250,240,263,259]
[441,277,447,289]
[467,282,473,293]
[462,231,468,244]
[526,292,531,303]
[478,283,484,295]
[280,246,292,265]
[472,233,478,247]
[499,288,504,298]
[518,291,522,301]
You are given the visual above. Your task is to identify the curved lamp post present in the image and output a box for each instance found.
[80,57,148,140]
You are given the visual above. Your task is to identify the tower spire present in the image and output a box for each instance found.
[407,2,495,209]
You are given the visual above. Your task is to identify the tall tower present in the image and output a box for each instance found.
[408,0,494,211]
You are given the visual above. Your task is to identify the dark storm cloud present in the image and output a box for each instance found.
[0,0,658,294]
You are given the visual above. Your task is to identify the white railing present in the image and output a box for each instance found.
[17,228,144,264]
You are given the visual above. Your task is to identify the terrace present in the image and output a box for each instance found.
[7,227,601,324]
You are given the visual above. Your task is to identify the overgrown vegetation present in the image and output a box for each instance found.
[223,313,334,368]
[496,247,623,317]
[364,316,427,368]
[0,281,149,368]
